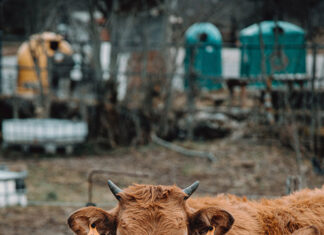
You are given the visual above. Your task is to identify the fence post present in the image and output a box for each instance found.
[310,42,318,169]
[158,0,174,137]
[108,0,119,86]
[286,175,301,194]
[257,22,274,123]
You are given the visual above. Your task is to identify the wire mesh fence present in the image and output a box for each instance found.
[0,40,324,164]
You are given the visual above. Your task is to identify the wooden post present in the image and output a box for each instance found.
[80,87,88,122]
[108,0,119,85]
[141,36,150,116]
[257,22,274,123]
[12,96,19,119]
[44,56,53,118]
[310,42,318,165]
[28,38,46,118]
[159,0,174,136]
[286,175,301,194]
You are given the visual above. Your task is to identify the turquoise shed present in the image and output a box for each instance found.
[184,23,222,90]
[240,21,306,80]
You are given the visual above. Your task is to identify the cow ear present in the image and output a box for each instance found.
[68,206,116,235]
[292,226,320,235]
[189,207,234,235]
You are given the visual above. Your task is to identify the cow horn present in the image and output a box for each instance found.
[107,180,123,200]
[183,181,199,199]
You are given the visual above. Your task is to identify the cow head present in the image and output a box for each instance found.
[68,180,234,235]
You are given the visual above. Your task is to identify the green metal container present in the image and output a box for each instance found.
[184,23,222,90]
[240,21,306,82]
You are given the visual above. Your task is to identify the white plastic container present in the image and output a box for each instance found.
[2,119,88,145]
[0,170,27,207]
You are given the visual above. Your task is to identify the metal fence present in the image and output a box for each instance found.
[2,42,323,92]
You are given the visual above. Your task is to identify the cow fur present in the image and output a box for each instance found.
[188,186,324,234]
[68,184,324,235]
[291,226,320,235]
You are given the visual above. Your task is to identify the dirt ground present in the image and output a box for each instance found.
[1,132,324,234]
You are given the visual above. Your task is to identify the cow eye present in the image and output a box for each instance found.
[91,222,96,228]
[199,226,213,234]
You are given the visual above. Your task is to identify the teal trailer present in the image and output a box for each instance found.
[184,23,222,90]
[240,21,306,85]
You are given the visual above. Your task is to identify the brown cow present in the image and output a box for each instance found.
[68,180,324,235]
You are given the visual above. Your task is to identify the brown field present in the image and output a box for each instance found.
[1,135,324,235]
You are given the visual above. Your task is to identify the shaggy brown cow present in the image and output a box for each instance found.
[68,180,324,235]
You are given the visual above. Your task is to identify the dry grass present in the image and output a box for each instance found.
[1,135,324,234]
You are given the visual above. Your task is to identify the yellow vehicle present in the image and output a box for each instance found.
[17,32,73,96]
